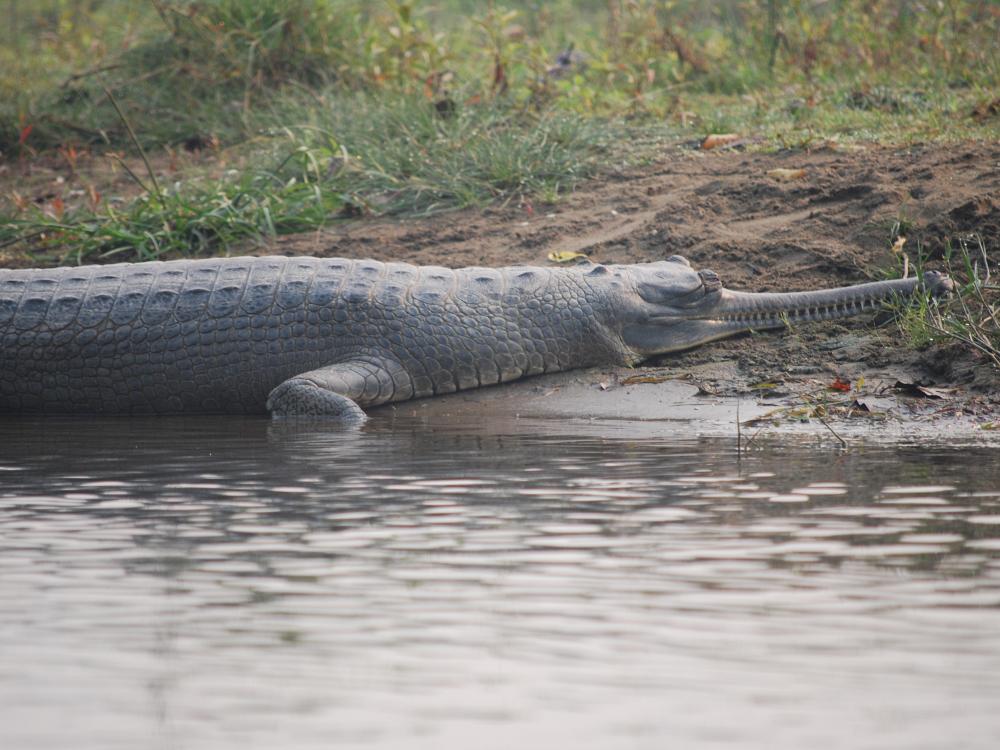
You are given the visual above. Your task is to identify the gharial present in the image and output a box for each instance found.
[0,254,950,421]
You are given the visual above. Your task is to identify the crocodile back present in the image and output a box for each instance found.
[1,255,625,414]
[1,257,360,413]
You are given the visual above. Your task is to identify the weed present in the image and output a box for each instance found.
[929,236,1000,369]
[4,1,998,151]
[890,235,1000,369]
[1,0,998,269]
[0,95,618,263]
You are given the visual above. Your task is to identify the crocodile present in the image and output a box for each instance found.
[0,255,949,420]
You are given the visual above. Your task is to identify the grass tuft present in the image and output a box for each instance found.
[1,0,997,269]
[892,236,1000,370]
[0,97,617,263]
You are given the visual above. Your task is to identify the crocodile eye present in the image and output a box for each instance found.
[666,255,691,267]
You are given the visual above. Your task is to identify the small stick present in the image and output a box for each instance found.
[102,85,163,202]
[736,397,742,454]
[0,228,48,251]
[61,63,123,87]
[817,415,848,449]
[744,426,766,450]
[107,153,153,195]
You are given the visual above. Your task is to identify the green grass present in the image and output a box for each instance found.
[261,93,620,211]
[1,97,618,263]
[3,0,997,151]
[1,0,998,265]
[927,237,1000,370]
[887,235,1000,372]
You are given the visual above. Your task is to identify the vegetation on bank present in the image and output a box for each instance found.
[890,235,1000,374]
[3,0,997,152]
[2,1,997,262]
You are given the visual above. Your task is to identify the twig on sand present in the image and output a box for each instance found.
[736,398,742,455]
[744,426,766,450]
[818,415,848,448]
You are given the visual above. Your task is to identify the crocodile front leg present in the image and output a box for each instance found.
[266,358,412,421]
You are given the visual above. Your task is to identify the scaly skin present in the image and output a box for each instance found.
[0,255,949,418]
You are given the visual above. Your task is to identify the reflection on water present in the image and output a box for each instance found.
[1,416,1000,749]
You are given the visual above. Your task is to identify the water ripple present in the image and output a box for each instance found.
[0,418,999,749]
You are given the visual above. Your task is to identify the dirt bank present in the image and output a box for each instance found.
[270,141,1000,426]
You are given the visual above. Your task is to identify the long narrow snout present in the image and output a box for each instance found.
[624,270,952,356]
[713,271,952,330]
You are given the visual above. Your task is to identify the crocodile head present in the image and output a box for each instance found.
[612,255,952,356]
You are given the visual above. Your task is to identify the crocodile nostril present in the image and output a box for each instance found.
[698,269,722,291]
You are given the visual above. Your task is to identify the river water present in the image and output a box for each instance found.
[1,415,999,749]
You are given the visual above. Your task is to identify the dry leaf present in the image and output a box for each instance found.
[766,167,807,181]
[701,133,741,150]
[830,377,851,392]
[916,386,953,399]
[891,236,907,254]
[893,381,952,399]
[621,374,670,385]
[547,250,589,264]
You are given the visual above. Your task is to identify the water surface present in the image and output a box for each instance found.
[2,416,999,749]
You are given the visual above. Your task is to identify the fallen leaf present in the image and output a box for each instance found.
[981,422,999,431]
[891,236,907,254]
[788,405,818,420]
[893,381,952,399]
[547,250,589,264]
[621,374,671,385]
[830,377,851,392]
[766,167,807,181]
[598,381,609,391]
[917,386,954,399]
[701,133,741,150]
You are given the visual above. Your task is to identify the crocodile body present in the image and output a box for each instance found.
[0,255,946,419]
